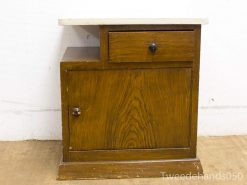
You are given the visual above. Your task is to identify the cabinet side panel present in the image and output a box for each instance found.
[190,25,201,156]
[60,64,70,161]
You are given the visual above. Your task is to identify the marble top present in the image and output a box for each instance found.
[58,18,208,26]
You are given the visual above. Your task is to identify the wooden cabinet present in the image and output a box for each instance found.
[58,20,207,180]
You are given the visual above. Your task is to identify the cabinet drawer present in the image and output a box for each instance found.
[109,31,195,63]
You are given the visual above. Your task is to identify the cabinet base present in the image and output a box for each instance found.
[57,158,203,180]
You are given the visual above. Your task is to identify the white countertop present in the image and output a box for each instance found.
[58,18,208,26]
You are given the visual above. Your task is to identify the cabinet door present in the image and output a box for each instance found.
[68,68,192,151]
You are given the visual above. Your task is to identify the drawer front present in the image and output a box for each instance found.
[68,68,192,151]
[109,31,195,63]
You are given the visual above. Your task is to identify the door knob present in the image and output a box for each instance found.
[149,42,157,53]
[72,107,81,117]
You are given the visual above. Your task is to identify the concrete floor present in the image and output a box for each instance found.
[0,136,247,185]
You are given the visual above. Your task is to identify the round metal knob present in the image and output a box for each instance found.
[149,42,157,53]
[72,107,81,117]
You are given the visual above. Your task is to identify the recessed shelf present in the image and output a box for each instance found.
[61,47,100,62]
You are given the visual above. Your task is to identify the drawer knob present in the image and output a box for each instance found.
[72,107,81,117]
[149,42,157,53]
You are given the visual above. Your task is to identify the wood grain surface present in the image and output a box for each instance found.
[68,68,192,151]
[109,31,195,62]
[58,158,203,180]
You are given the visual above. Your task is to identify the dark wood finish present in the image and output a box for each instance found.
[102,25,197,32]
[109,31,195,62]
[60,63,70,161]
[190,26,201,156]
[68,148,191,162]
[58,158,203,180]
[61,59,193,70]
[68,68,191,151]
[59,24,203,179]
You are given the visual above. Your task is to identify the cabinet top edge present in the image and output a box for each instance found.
[58,18,208,26]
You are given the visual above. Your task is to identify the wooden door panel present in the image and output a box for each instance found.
[68,68,192,151]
